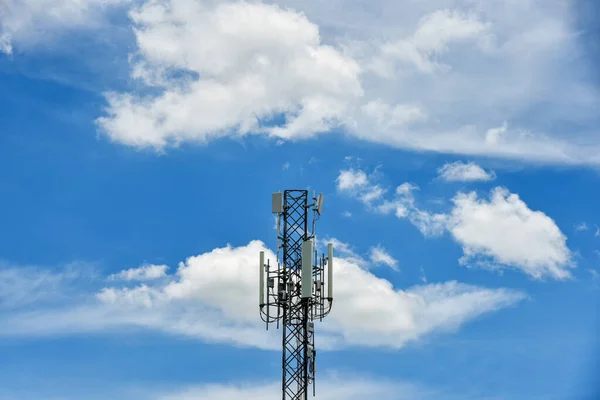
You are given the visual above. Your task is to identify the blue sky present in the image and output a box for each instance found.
[1,1,599,399]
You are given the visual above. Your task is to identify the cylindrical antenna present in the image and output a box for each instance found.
[327,243,333,299]
[259,251,265,306]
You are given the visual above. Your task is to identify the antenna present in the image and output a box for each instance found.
[259,251,265,306]
[327,243,333,300]
[316,193,324,215]
[259,190,334,400]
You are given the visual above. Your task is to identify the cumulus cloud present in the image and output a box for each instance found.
[448,188,574,279]
[4,0,597,164]
[108,264,168,281]
[339,169,575,280]
[2,0,598,163]
[337,169,369,191]
[0,241,525,350]
[89,0,600,163]
[437,161,496,182]
[96,0,362,149]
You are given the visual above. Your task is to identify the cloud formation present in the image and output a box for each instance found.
[90,0,599,164]
[96,1,362,149]
[108,264,168,281]
[0,240,525,350]
[336,168,386,206]
[3,0,598,164]
[437,161,496,182]
[369,245,399,270]
[156,374,428,400]
[338,169,575,280]
[0,0,129,52]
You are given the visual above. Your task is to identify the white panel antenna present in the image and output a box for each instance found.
[259,251,265,306]
[301,240,313,298]
[272,192,283,214]
[316,193,324,215]
[327,243,333,299]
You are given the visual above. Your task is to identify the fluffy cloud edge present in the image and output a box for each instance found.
[0,240,526,351]
[337,168,575,280]
[437,161,496,182]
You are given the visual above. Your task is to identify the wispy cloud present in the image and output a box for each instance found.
[575,222,589,232]
[108,264,168,281]
[153,373,453,400]
[0,372,488,400]
[0,0,130,51]
[0,262,91,309]
[336,168,386,207]
[369,245,399,270]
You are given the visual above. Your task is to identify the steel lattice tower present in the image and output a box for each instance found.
[259,190,334,400]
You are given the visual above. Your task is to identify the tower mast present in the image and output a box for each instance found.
[259,190,334,399]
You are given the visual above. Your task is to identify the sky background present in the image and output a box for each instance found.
[1,0,599,399]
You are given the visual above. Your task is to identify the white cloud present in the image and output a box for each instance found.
[0,0,128,51]
[3,0,598,164]
[575,222,589,232]
[362,100,427,129]
[156,374,432,400]
[437,161,495,182]
[96,0,363,149]
[342,211,352,218]
[339,169,575,280]
[108,264,168,281]
[368,9,488,76]
[321,238,367,268]
[375,182,446,237]
[448,188,574,280]
[0,372,485,400]
[336,168,385,206]
[0,240,525,350]
[369,245,399,270]
[336,169,368,191]
[86,0,600,164]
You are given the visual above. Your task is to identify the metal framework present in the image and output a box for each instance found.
[259,190,333,400]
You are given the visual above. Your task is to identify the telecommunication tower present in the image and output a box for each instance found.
[259,190,334,400]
